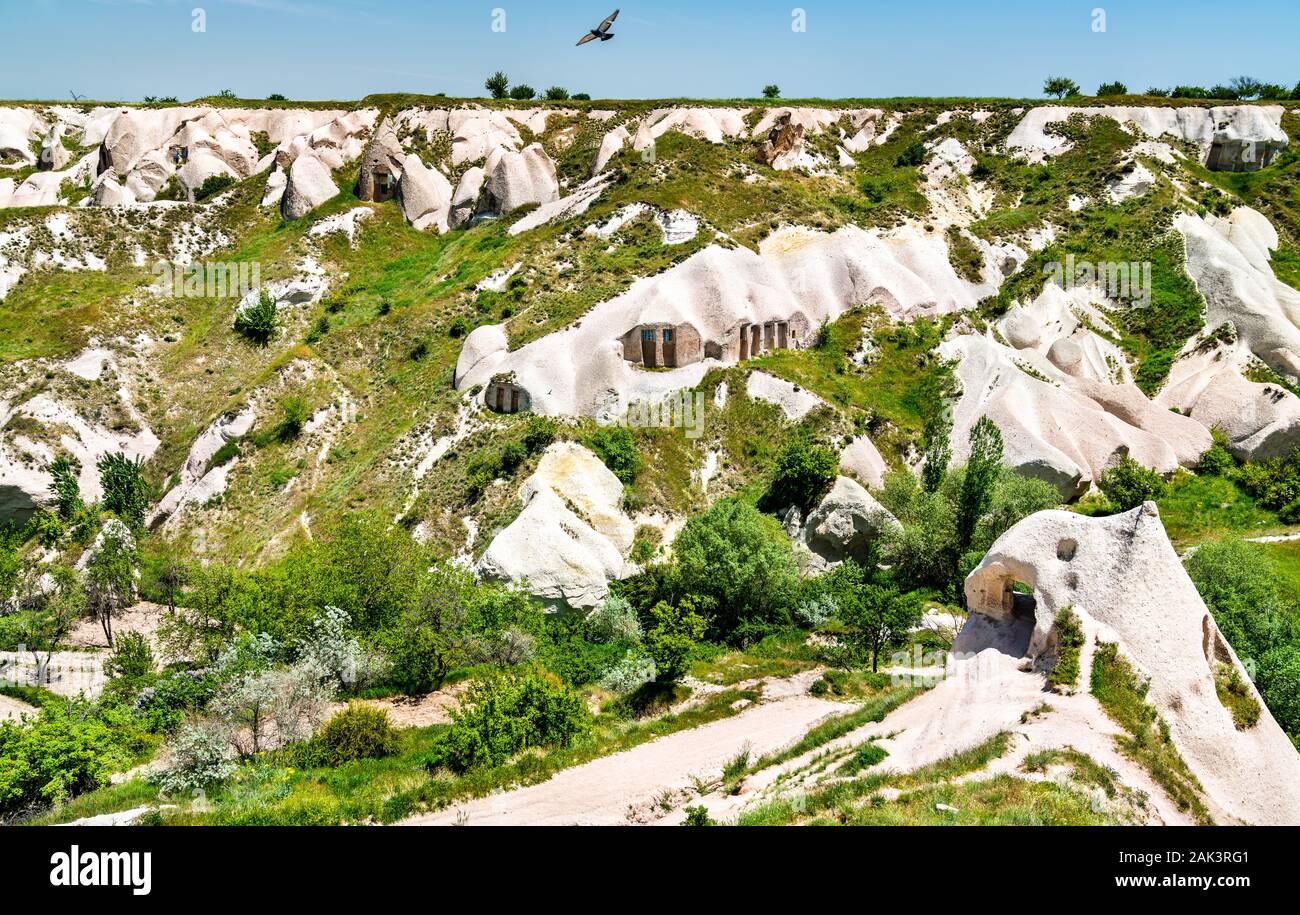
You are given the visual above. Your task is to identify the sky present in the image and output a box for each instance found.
[4,0,1299,102]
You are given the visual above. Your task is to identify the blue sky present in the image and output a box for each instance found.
[5,0,1299,101]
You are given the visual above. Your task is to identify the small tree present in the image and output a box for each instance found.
[234,290,278,345]
[105,630,155,682]
[48,456,83,520]
[1096,80,1128,96]
[544,85,569,100]
[11,564,84,683]
[509,84,537,101]
[765,432,837,512]
[214,661,333,755]
[485,71,509,99]
[645,597,707,682]
[833,564,924,672]
[1228,75,1262,99]
[762,84,781,99]
[921,413,951,493]
[1043,76,1081,99]
[586,425,643,484]
[97,452,150,529]
[1098,454,1166,510]
[956,416,1003,554]
[273,396,310,442]
[84,521,137,647]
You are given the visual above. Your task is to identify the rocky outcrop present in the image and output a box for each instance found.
[963,503,1300,825]
[397,153,452,232]
[795,476,900,571]
[839,435,888,489]
[39,125,69,171]
[282,153,338,219]
[755,114,806,169]
[448,166,485,229]
[483,144,559,215]
[355,117,404,201]
[591,124,629,175]
[476,442,634,610]
[150,408,256,527]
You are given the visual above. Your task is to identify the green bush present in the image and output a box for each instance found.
[315,703,400,764]
[763,432,837,512]
[671,499,799,641]
[1098,454,1167,510]
[509,84,536,100]
[895,142,926,167]
[234,291,278,345]
[97,452,151,528]
[1048,607,1084,692]
[194,173,236,201]
[0,700,131,816]
[427,667,590,772]
[105,631,154,682]
[645,598,707,682]
[585,425,642,484]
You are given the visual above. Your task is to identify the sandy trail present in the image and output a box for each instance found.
[0,693,37,722]
[401,670,854,826]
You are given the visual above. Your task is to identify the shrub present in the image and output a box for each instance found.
[764,432,837,512]
[105,631,154,682]
[894,142,926,167]
[448,316,468,338]
[314,703,400,764]
[585,425,642,484]
[194,173,236,201]
[571,92,591,100]
[1096,80,1128,96]
[48,456,83,519]
[1183,537,1283,663]
[509,84,536,100]
[273,397,310,442]
[597,652,657,692]
[234,291,278,345]
[1048,607,1084,692]
[1043,76,1081,98]
[585,594,642,644]
[150,721,236,794]
[645,598,707,682]
[762,84,780,99]
[544,86,569,100]
[1257,645,1300,743]
[1098,454,1166,510]
[428,667,590,772]
[671,499,799,640]
[0,700,130,814]
[794,593,837,628]
[683,805,714,825]
[97,452,150,528]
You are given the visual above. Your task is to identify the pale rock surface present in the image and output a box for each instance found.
[745,372,826,420]
[282,153,338,220]
[591,124,630,175]
[151,408,256,526]
[476,442,634,610]
[796,475,900,571]
[508,174,612,236]
[397,153,452,232]
[963,503,1300,826]
[631,107,749,151]
[483,143,559,215]
[448,166,485,229]
[839,435,889,489]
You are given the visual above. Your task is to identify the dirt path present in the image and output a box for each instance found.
[0,693,37,722]
[401,670,854,826]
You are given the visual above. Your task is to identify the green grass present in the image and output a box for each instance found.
[886,731,1013,789]
[1047,607,1084,692]
[1213,662,1262,730]
[1156,472,1293,546]
[688,629,820,686]
[1090,641,1212,824]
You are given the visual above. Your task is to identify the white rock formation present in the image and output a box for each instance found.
[476,442,635,610]
[795,476,900,571]
[591,124,630,175]
[151,408,256,527]
[508,175,612,236]
[449,166,485,229]
[745,372,826,420]
[963,503,1300,826]
[631,107,749,152]
[1008,105,1287,159]
[483,143,559,215]
[397,153,452,232]
[457,223,992,419]
[839,435,889,489]
[282,154,338,220]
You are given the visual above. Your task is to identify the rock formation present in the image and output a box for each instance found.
[963,503,1300,825]
[794,476,900,571]
[396,153,452,232]
[282,153,338,219]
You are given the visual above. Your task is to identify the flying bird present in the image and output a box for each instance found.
[577,9,618,45]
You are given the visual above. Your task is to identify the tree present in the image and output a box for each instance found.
[1043,76,1081,99]
[96,452,150,529]
[1184,537,1283,663]
[84,521,137,647]
[544,85,569,100]
[956,416,1002,554]
[762,84,781,99]
[1096,80,1128,96]
[831,562,924,671]
[1229,75,1262,99]
[586,425,643,484]
[509,84,537,101]
[214,660,332,755]
[234,290,278,345]
[671,499,799,640]
[921,413,951,493]
[10,565,84,684]
[48,456,83,520]
[485,71,509,99]
[764,432,837,512]
[1257,646,1300,743]
[645,597,707,682]
[1098,454,1166,510]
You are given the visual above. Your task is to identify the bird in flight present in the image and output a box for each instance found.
[576,9,618,45]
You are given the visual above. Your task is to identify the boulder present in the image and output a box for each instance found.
[963,503,1300,825]
[755,114,806,169]
[476,442,634,610]
[839,435,888,489]
[591,124,629,175]
[797,476,900,570]
[483,143,559,215]
[281,153,337,219]
[448,165,485,229]
[396,153,452,232]
[39,125,70,171]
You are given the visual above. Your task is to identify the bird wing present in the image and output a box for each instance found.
[599,9,619,31]
[576,31,597,46]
